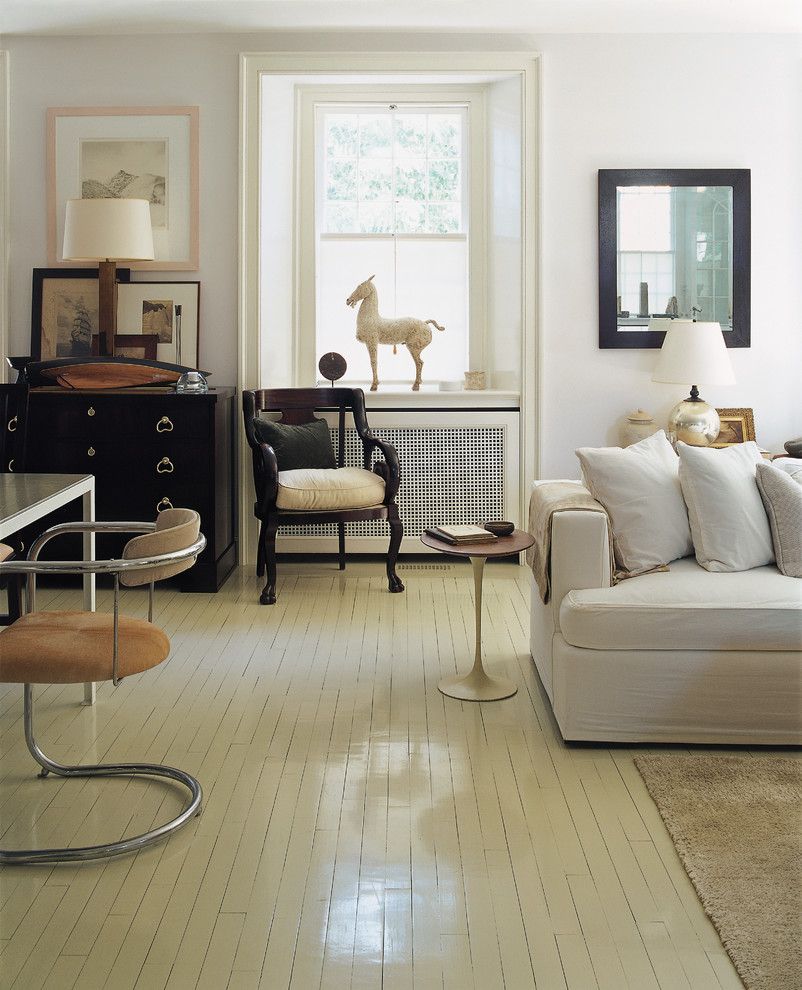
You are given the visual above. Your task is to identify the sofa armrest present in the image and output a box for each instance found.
[550,509,611,628]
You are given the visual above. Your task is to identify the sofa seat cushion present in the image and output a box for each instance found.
[560,558,802,652]
[276,467,385,511]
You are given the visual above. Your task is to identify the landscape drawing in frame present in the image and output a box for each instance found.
[48,106,199,270]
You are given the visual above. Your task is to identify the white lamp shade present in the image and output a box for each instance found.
[651,320,736,386]
[62,198,155,261]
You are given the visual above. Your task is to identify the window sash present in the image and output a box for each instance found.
[297,85,486,386]
[317,104,469,236]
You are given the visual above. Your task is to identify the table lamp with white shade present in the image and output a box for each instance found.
[62,198,154,357]
[651,319,736,446]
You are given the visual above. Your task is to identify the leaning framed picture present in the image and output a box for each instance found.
[31,267,131,360]
[47,106,199,270]
[116,280,200,368]
[712,408,756,447]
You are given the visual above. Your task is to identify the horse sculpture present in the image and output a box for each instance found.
[346,275,445,391]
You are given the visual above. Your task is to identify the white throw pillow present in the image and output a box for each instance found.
[576,431,693,573]
[677,441,774,572]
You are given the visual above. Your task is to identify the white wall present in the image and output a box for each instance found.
[5,34,242,383]
[536,32,802,475]
[4,31,801,474]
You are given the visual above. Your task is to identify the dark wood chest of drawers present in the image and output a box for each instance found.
[8,386,237,592]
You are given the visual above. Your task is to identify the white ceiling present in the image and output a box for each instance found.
[2,0,801,37]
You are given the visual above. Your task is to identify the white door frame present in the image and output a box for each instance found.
[239,51,541,567]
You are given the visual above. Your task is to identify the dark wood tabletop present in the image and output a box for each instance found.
[420,528,534,559]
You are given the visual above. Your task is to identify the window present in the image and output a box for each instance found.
[309,100,475,386]
[617,186,674,317]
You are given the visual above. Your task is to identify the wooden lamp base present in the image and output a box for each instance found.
[97,260,118,357]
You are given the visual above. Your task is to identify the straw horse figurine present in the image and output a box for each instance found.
[346,275,445,391]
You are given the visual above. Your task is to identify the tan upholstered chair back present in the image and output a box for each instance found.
[121,508,201,587]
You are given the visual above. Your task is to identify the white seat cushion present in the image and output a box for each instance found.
[276,467,385,511]
[560,558,802,652]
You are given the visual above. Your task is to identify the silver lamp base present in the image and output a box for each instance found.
[667,391,720,446]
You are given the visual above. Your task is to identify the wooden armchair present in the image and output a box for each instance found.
[242,388,405,604]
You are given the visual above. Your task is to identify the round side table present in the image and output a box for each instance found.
[420,529,535,702]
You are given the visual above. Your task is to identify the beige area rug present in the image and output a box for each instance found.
[635,755,802,990]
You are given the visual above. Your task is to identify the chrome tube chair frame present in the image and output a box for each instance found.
[0,520,206,866]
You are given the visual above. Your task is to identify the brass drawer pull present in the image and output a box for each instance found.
[156,496,173,513]
[7,415,17,432]
[87,447,96,457]
[157,456,174,474]
[156,416,174,433]
[87,407,96,417]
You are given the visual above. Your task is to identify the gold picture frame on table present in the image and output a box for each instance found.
[712,408,756,447]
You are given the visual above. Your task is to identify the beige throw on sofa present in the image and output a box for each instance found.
[527,482,614,602]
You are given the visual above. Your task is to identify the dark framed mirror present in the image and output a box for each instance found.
[599,168,750,348]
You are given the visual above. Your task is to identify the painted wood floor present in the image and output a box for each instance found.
[0,559,748,990]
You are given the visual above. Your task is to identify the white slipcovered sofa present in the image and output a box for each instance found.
[529,482,802,745]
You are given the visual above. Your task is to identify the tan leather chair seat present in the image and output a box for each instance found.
[0,611,170,684]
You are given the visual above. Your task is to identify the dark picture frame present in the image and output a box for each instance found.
[31,267,131,361]
[598,169,751,349]
[91,333,158,360]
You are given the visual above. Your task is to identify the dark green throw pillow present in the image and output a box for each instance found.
[254,418,336,472]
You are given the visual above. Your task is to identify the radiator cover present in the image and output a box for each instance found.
[277,410,519,553]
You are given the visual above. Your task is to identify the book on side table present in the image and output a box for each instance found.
[425,524,497,545]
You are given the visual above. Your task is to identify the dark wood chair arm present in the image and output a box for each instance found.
[243,389,279,515]
[251,441,279,515]
[363,435,401,503]
[349,388,401,503]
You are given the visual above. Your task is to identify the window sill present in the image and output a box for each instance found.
[341,385,521,410]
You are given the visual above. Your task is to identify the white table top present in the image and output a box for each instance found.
[0,473,94,541]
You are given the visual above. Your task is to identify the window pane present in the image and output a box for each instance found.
[394,161,426,201]
[358,203,393,233]
[394,115,427,158]
[317,238,467,383]
[325,114,359,158]
[427,204,460,233]
[428,115,461,158]
[358,160,392,201]
[324,203,358,233]
[395,201,426,233]
[428,160,459,202]
[326,160,356,201]
[618,187,671,252]
[317,239,396,377]
[359,115,392,158]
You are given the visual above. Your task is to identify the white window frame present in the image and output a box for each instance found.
[297,85,486,385]
[239,51,540,567]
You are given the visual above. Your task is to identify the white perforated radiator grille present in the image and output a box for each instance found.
[291,426,506,538]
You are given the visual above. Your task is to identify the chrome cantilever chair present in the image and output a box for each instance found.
[0,508,205,866]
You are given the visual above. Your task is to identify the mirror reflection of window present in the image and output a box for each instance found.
[616,185,733,329]
[617,186,674,320]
